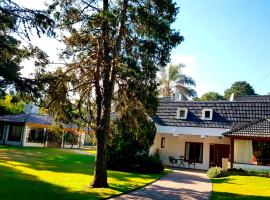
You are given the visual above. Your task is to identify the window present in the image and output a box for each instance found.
[185,142,203,163]
[252,141,270,166]
[161,137,165,148]
[27,128,45,143]
[202,109,213,120]
[8,126,23,142]
[0,124,4,141]
[177,108,188,119]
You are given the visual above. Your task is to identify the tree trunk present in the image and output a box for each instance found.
[91,125,109,188]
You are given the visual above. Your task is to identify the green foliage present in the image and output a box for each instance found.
[107,103,162,173]
[196,91,224,101]
[64,132,79,146]
[47,124,64,144]
[0,95,25,115]
[207,167,225,178]
[158,64,196,99]
[224,81,256,100]
[0,0,54,96]
[44,0,182,186]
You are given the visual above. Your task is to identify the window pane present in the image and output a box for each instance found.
[185,142,203,163]
[205,111,210,118]
[0,124,4,140]
[27,128,44,143]
[8,126,22,142]
[161,137,165,148]
[253,141,270,166]
[179,110,185,117]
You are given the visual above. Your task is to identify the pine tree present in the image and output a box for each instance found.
[45,0,183,187]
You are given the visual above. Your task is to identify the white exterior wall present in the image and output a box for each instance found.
[150,132,230,170]
[233,163,270,171]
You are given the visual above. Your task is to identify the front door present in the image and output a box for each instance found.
[210,144,230,167]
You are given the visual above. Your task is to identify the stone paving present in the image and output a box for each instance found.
[111,169,212,200]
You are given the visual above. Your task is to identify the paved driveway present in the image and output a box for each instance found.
[111,169,211,200]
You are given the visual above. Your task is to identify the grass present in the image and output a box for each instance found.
[0,145,164,200]
[83,149,97,155]
[211,175,270,199]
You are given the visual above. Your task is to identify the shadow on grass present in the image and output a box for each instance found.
[0,165,106,200]
[0,146,95,175]
[211,191,270,200]
[0,146,165,200]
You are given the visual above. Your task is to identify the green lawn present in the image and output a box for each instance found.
[211,175,270,199]
[0,146,164,200]
[83,149,97,155]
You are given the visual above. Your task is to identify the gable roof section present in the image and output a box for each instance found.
[155,97,270,129]
[224,118,270,137]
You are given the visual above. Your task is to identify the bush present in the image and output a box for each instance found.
[136,154,164,173]
[107,154,164,173]
[207,167,225,178]
[227,168,247,175]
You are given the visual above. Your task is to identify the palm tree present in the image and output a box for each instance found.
[158,64,197,100]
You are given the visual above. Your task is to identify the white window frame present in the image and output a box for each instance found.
[202,108,213,120]
[177,108,188,119]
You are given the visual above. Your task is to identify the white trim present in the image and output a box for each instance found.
[156,125,229,137]
[202,108,213,120]
[176,108,188,119]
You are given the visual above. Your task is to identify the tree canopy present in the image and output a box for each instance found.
[224,81,256,100]
[158,64,196,100]
[0,0,54,96]
[39,0,183,187]
[0,94,25,115]
[194,91,224,101]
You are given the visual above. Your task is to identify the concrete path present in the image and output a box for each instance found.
[111,169,212,200]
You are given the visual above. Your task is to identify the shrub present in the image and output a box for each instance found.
[136,154,164,173]
[227,168,247,175]
[207,167,225,178]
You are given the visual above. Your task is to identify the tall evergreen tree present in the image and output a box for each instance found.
[44,0,183,187]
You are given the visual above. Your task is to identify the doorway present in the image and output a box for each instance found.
[209,144,230,167]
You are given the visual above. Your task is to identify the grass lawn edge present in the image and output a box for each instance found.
[103,169,172,199]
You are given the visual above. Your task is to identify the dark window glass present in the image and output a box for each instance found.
[204,111,211,118]
[8,126,22,142]
[0,124,4,141]
[161,137,165,148]
[185,142,203,163]
[27,128,44,143]
[253,141,270,166]
[179,110,185,118]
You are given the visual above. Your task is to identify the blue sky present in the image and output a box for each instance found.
[18,0,270,96]
[171,0,270,96]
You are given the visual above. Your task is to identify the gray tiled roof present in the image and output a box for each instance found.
[224,118,270,137]
[235,95,270,102]
[155,97,270,129]
[0,113,89,131]
[0,113,52,125]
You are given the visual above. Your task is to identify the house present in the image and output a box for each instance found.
[0,113,89,148]
[150,95,270,170]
